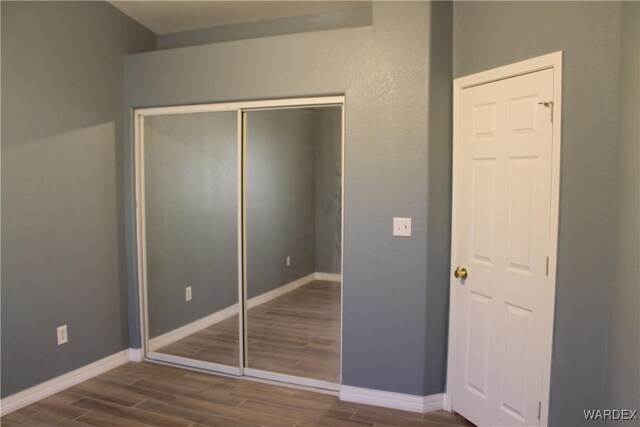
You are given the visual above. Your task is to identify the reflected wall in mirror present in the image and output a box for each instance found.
[143,111,240,368]
[245,106,342,383]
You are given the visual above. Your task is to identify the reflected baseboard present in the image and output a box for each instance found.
[148,304,238,352]
[314,272,341,282]
[148,272,332,352]
[246,272,316,309]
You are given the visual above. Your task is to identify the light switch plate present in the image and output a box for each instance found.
[393,217,412,237]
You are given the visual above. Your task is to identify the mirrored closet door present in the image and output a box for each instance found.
[136,98,343,388]
[140,110,241,373]
[244,106,342,386]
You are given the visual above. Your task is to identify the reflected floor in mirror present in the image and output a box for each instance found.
[157,280,341,383]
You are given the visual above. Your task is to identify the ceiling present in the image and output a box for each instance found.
[109,1,371,35]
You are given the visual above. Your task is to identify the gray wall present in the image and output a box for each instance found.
[144,112,238,338]
[453,2,624,425]
[314,108,342,275]
[124,2,437,395]
[604,1,640,421]
[158,7,372,50]
[246,109,317,298]
[1,1,156,397]
[425,0,453,395]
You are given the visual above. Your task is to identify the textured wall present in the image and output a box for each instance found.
[1,1,156,397]
[144,112,238,339]
[453,2,623,425]
[424,0,453,395]
[124,2,436,395]
[604,1,640,422]
[158,7,372,50]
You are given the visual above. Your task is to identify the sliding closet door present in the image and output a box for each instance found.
[143,111,240,370]
[244,107,342,384]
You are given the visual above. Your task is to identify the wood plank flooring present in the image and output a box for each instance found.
[157,280,341,382]
[247,281,340,381]
[1,362,474,427]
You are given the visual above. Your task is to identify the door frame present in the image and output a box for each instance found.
[445,52,562,426]
[134,96,345,391]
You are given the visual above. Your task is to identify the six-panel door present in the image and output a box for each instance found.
[453,69,554,426]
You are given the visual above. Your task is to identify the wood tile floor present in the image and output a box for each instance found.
[158,280,341,382]
[1,362,474,427]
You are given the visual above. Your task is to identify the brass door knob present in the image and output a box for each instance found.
[454,267,468,280]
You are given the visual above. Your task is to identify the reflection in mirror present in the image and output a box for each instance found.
[144,111,239,368]
[245,106,342,383]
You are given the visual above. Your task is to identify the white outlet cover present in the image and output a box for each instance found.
[393,217,412,237]
[57,325,68,345]
[185,286,192,301]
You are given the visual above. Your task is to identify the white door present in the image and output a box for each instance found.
[452,69,554,426]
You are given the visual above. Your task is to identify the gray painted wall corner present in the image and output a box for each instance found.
[425,0,453,396]
[603,2,640,422]
[1,1,155,397]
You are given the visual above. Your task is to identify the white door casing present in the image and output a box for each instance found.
[447,52,562,427]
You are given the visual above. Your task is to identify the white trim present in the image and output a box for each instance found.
[314,272,342,282]
[454,52,562,90]
[541,53,562,427]
[243,368,340,392]
[135,96,344,117]
[237,108,245,376]
[148,305,239,351]
[128,348,144,362]
[446,51,562,426]
[146,352,241,376]
[339,101,345,386]
[423,393,447,413]
[339,386,445,413]
[135,113,150,359]
[0,349,132,416]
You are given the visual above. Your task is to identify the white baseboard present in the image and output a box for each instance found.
[423,393,447,412]
[0,349,133,416]
[128,348,144,362]
[314,272,342,282]
[339,385,446,413]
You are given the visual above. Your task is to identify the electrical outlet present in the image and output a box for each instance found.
[286,256,291,267]
[185,286,192,301]
[57,325,68,345]
[393,217,412,237]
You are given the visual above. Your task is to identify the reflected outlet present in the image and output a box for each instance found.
[57,325,68,345]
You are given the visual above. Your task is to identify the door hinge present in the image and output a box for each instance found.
[545,257,549,276]
[537,401,542,420]
[538,100,554,123]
